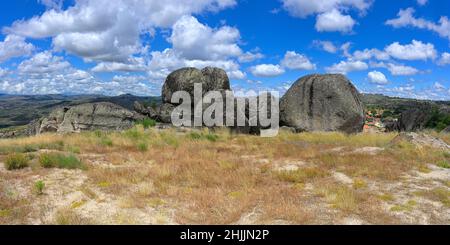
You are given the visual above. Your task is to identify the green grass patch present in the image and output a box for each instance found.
[4,153,29,170]
[137,118,157,129]
[39,153,85,170]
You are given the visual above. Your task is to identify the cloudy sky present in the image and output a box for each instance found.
[0,0,449,100]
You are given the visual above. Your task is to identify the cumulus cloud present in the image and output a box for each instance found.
[385,40,437,61]
[386,63,420,76]
[249,64,285,77]
[280,51,316,70]
[325,60,368,74]
[0,67,9,78]
[169,15,242,61]
[38,0,64,9]
[91,57,147,72]
[4,0,237,64]
[281,0,372,32]
[386,8,450,41]
[417,0,428,6]
[1,52,158,96]
[238,51,264,63]
[313,40,338,53]
[315,9,355,33]
[0,35,35,63]
[367,71,388,84]
[147,48,246,81]
[18,51,71,75]
[352,48,390,61]
[438,52,450,66]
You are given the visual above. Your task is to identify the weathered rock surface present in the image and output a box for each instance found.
[391,132,450,150]
[280,74,365,134]
[398,108,432,132]
[29,102,143,134]
[162,67,231,104]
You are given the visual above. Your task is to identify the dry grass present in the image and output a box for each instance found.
[0,127,449,224]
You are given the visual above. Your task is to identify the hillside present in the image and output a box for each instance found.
[0,94,160,129]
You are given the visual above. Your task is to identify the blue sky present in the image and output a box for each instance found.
[0,0,449,100]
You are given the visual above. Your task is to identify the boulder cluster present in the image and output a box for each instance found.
[28,67,367,135]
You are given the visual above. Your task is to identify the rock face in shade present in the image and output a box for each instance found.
[280,74,365,134]
[398,108,432,132]
[29,102,143,134]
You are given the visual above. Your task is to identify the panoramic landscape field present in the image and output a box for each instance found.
[0,125,449,225]
[0,1,450,229]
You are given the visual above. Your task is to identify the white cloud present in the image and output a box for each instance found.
[4,0,237,63]
[385,40,437,61]
[315,9,355,33]
[147,48,246,81]
[313,40,338,53]
[0,68,9,78]
[368,71,388,84]
[386,8,450,41]
[169,15,242,61]
[434,82,446,92]
[325,60,368,74]
[280,51,316,70]
[38,0,64,9]
[281,0,372,33]
[438,52,450,66]
[238,51,264,63]
[249,64,285,77]
[91,57,147,72]
[417,0,428,6]
[281,0,372,18]
[385,63,420,76]
[0,35,35,63]
[17,51,71,75]
[352,48,389,60]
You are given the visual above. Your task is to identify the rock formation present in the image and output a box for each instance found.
[29,102,143,135]
[280,74,365,134]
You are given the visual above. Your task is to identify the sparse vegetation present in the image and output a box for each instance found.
[138,118,157,129]
[39,153,85,170]
[0,127,449,224]
[34,180,45,195]
[4,153,29,170]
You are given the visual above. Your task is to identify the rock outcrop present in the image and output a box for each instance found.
[29,102,143,135]
[398,108,432,132]
[280,74,365,134]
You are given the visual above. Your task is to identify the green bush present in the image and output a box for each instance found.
[188,131,219,142]
[34,180,45,195]
[138,118,157,129]
[39,153,85,170]
[426,108,450,131]
[99,137,113,147]
[5,153,29,170]
[137,142,149,152]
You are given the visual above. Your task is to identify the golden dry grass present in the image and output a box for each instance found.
[0,127,449,224]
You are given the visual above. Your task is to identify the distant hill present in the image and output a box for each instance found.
[0,94,161,128]
[0,93,448,129]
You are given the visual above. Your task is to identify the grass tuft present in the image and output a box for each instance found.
[39,153,85,170]
[4,153,29,170]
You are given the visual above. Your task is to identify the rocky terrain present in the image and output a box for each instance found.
[0,67,449,225]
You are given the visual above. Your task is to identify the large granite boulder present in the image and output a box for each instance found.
[162,67,231,104]
[280,74,365,134]
[398,108,431,132]
[29,102,143,134]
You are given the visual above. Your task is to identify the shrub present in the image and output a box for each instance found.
[437,160,450,169]
[138,118,157,129]
[99,137,113,147]
[137,142,149,152]
[5,153,29,170]
[187,132,219,142]
[34,180,45,195]
[39,153,85,170]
